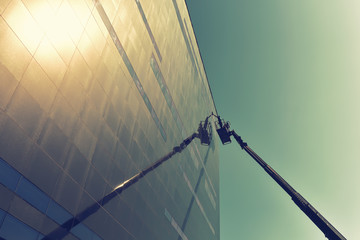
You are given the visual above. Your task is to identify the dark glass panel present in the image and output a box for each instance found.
[15,177,50,213]
[0,158,20,191]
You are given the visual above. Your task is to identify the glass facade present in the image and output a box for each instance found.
[0,0,219,239]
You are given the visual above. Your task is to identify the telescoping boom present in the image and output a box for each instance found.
[199,113,346,240]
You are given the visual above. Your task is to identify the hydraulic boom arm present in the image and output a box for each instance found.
[231,130,346,240]
[206,112,346,239]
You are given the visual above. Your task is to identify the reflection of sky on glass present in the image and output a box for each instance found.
[1,213,39,240]
[187,0,360,239]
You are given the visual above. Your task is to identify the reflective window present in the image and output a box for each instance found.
[70,223,98,240]
[46,200,72,225]
[0,209,6,227]
[0,158,102,239]
[15,177,50,213]
[0,214,38,240]
[0,158,21,191]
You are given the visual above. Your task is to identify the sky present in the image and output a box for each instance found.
[186,0,360,239]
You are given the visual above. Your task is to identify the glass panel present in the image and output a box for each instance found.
[0,209,6,227]
[91,233,102,240]
[15,177,50,213]
[0,214,38,240]
[70,223,95,240]
[46,200,72,225]
[37,233,44,240]
[0,158,21,191]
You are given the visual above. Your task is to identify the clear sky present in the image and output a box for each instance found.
[186,0,360,239]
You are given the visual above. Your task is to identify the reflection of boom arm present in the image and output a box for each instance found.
[113,132,199,193]
[44,131,200,240]
[211,114,346,240]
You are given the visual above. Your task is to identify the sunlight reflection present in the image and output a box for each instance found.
[5,0,87,54]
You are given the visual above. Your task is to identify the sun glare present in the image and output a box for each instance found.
[4,0,88,55]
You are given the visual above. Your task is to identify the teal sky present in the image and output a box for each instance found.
[186,1,359,239]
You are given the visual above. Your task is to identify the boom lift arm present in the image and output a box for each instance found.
[46,114,346,240]
[209,114,346,240]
